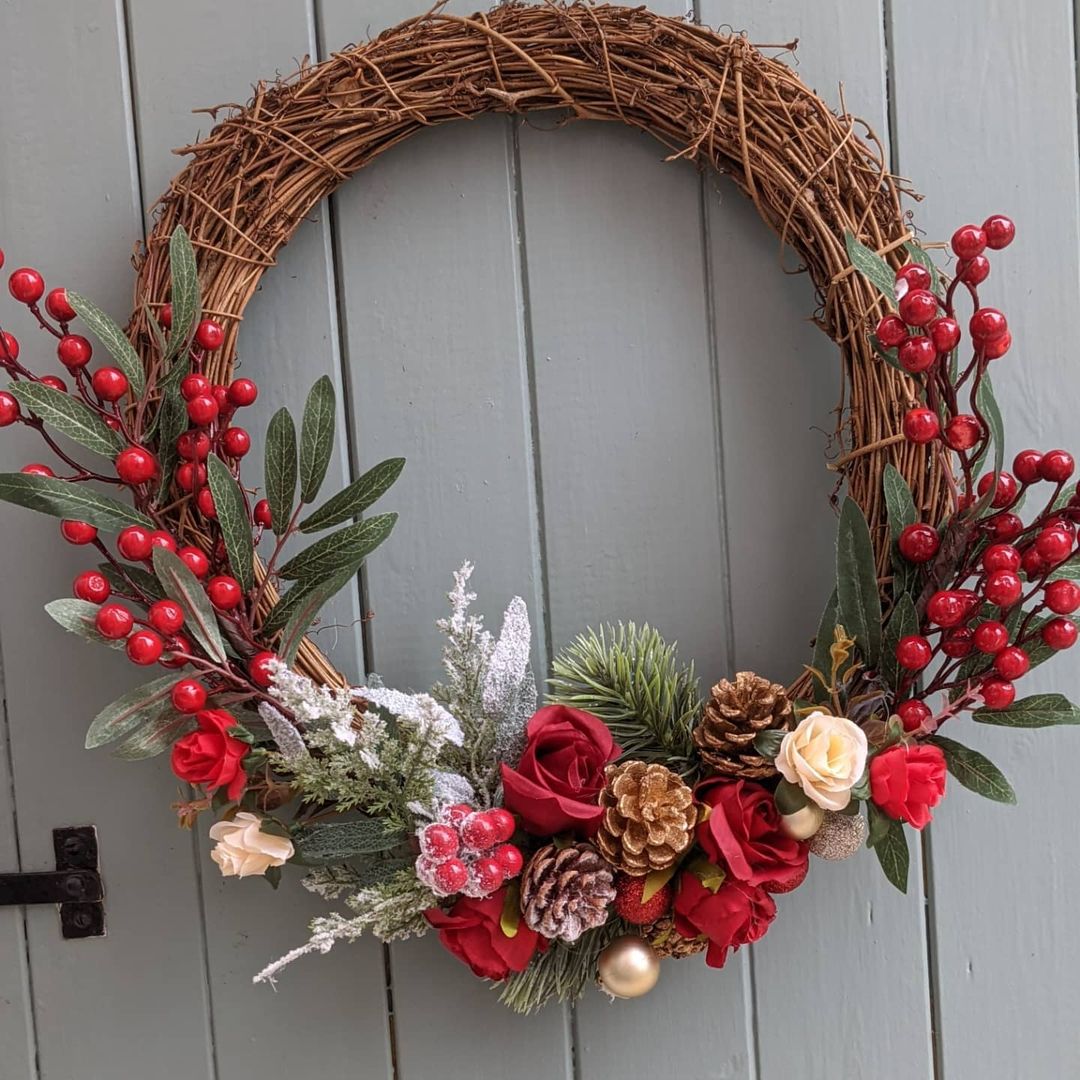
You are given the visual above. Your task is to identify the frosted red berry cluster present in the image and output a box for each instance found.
[415,804,524,898]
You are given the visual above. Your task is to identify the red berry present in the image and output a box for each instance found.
[993,645,1030,680]
[1022,546,1049,579]
[0,391,20,426]
[976,471,1017,509]
[957,256,990,285]
[460,812,497,852]
[897,635,933,670]
[944,414,981,451]
[56,334,92,370]
[44,287,77,322]
[1042,617,1078,651]
[175,462,207,492]
[984,331,1012,360]
[1012,449,1044,485]
[984,569,1023,607]
[970,308,1008,343]
[126,629,164,666]
[1045,579,1080,614]
[115,446,157,485]
[211,384,229,413]
[194,319,224,351]
[1036,527,1073,565]
[196,487,216,519]
[150,530,176,553]
[472,857,504,895]
[988,512,1023,542]
[186,394,219,427]
[148,599,184,635]
[177,429,211,461]
[95,603,133,639]
[158,303,172,329]
[898,523,939,563]
[60,519,97,545]
[895,263,932,292]
[875,314,908,348]
[1039,450,1075,484]
[432,859,468,895]
[207,575,242,610]
[249,651,277,687]
[253,499,272,529]
[160,638,192,671]
[178,546,209,578]
[73,570,110,604]
[983,214,1015,250]
[181,374,211,401]
[117,526,152,561]
[221,427,250,458]
[980,677,1016,710]
[951,224,987,260]
[485,807,516,843]
[420,823,459,860]
[974,620,1009,654]
[8,267,44,304]
[493,843,524,877]
[926,590,970,628]
[983,544,1021,573]
[903,407,940,444]
[941,627,975,659]
[0,332,19,363]
[21,463,54,477]
[91,367,129,402]
[929,317,961,352]
[898,289,938,327]
[898,335,938,374]
[171,679,207,713]
[40,375,67,392]
[446,804,473,825]
[227,378,258,407]
[896,699,932,733]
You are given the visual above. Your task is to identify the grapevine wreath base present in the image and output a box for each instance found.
[0,2,1077,1014]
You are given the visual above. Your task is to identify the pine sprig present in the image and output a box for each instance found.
[548,623,701,776]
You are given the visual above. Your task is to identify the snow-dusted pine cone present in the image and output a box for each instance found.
[645,914,708,959]
[519,843,615,942]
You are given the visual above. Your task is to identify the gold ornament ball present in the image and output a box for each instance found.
[597,935,661,999]
[809,810,868,860]
[779,802,824,840]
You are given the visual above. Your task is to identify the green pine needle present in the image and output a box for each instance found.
[547,623,701,777]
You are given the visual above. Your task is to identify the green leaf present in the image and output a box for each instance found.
[206,455,254,594]
[97,561,165,602]
[973,693,1080,728]
[277,567,357,664]
[0,472,153,530]
[845,231,896,302]
[927,734,1016,804]
[849,767,871,802]
[299,457,405,534]
[974,375,1005,488]
[154,385,189,504]
[774,779,808,814]
[299,376,335,504]
[881,592,918,694]
[45,598,125,650]
[278,513,397,583]
[9,381,125,458]
[872,814,909,893]
[753,728,785,760]
[865,800,891,848]
[883,464,917,542]
[151,546,227,664]
[85,673,180,749]
[66,292,145,399]
[871,339,905,373]
[265,407,297,537]
[836,497,882,667]
[903,240,940,293]
[166,225,200,358]
[810,588,838,702]
[291,819,408,866]
[113,710,197,760]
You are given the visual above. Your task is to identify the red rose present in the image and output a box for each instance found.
[695,777,808,891]
[171,709,249,801]
[425,890,545,980]
[673,872,776,969]
[501,705,619,835]
[870,743,947,830]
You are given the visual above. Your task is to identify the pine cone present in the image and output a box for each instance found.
[645,915,707,959]
[693,671,793,779]
[595,761,696,875]
[520,843,616,942]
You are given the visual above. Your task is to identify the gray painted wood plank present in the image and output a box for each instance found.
[695,6,936,1077]
[317,2,566,1076]
[891,2,1080,1076]
[0,4,216,1077]
[124,3,393,1076]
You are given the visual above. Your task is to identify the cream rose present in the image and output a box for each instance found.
[775,711,868,811]
[209,812,294,878]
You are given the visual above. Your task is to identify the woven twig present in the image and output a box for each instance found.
[126,2,949,691]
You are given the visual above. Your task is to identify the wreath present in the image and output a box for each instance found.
[0,2,1076,1014]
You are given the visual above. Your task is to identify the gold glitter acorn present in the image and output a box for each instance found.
[809,810,868,860]
[779,802,824,840]
[597,934,661,998]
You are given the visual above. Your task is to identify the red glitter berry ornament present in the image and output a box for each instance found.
[40,375,66,393]
[613,874,674,925]
[957,256,990,286]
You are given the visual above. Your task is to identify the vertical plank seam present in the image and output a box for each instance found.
[310,7,398,1078]
[0,628,42,1080]
[882,2,942,1075]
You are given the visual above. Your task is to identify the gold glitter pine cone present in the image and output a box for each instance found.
[645,914,708,959]
[595,761,696,876]
[520,843,616,943]
[693,671,793,779]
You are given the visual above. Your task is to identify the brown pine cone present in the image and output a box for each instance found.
[520,843,616,943]
[692,671,793,779]
[645,915,707,959]
[595,761,696,876]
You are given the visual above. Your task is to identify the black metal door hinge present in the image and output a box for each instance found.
[0,826,104,938]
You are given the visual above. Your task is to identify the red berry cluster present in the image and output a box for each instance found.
[415,804,523,898]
